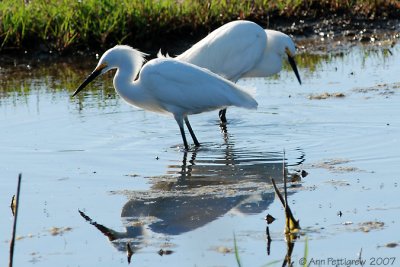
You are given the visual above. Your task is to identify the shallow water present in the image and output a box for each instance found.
[1,43,400,266]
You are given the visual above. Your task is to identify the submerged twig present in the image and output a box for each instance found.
[271,178,300,234]
[78,210,119,241]
[9,173,22,267]
[270,152,300,234]
[266,226,272,255]
[268,152,302,267]
[10,195,16,216]
[283,151,290,234]
[282,238,295,267]
[127,243,133,264]
[271,178,286,207]
[158,249,173,256]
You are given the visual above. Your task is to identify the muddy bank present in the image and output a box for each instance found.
[286,18,399,53]
[0,16,399,60]
[157,17,400,56]
[132,16,400,55]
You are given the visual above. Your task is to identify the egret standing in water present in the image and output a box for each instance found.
[72,45,257,150]
[162,20,302,123]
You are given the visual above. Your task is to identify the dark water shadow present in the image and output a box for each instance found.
[81,132,306,258]
[159,127,306,188]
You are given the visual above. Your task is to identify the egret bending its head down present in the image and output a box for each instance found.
[73,45,257,150]
[169,20,301,123]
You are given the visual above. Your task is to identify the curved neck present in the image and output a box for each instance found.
[113,62,140,100]
[112,65,157,112]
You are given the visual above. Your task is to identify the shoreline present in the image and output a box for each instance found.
[1,0,400,56]
[0,17,399,60]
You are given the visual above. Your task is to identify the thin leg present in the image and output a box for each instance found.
[219,108,227,123]
[219,122,228,135]
[179,124,189,150]
[175,115,189,150]
[184,116,200,147]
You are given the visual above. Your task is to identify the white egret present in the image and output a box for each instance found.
[72,45,257,150]
[162,20,301,123]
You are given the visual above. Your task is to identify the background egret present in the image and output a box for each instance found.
[72,45,257,150]
[162,20,302,123]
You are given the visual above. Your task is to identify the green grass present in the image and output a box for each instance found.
[303,236,309,267]
[233,233,242,267]
[1,0,399,53]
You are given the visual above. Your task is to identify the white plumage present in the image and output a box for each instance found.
[162,20,301,122]
[176,20,267,82]
[73,45,257,150]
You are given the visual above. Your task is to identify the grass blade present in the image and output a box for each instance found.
[233,233,242,267]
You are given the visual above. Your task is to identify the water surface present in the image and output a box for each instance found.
[1,43,400,266]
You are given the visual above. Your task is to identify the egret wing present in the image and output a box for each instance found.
[177,21,267,82]
[139,58,257,115]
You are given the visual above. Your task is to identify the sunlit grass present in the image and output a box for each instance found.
[233,233,242,267]
[303,236,308,267]
[0,0,398,52]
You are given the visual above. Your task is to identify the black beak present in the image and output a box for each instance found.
[72,67,104,97]
[287,55,302,85]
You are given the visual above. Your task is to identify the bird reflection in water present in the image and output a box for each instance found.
[160,129,305,189]
[79,133,305,262]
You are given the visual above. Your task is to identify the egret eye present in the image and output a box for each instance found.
[72,45,257,150]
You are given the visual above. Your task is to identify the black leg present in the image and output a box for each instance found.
[219,108,227,123]
[174,115,189,150]
[219,122,228,135]
[184,117,200,147]
[178,124,189,150]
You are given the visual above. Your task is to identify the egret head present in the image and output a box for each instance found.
[266,30,302,85]
[72,45,146,97]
